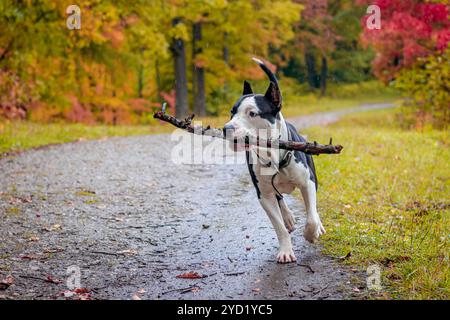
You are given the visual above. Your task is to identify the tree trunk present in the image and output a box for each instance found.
[137,63,144,98]
[171,18,189,118]
[222,32,230,100]
[320,55,328,96]
[305,51,319,90]
[223,33,229,66]
[192,22,206,116]
[155,58,162,102]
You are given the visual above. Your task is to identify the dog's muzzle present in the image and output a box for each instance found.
[223,124,235,138]
[223,124,249,152]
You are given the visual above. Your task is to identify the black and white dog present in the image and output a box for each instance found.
[223,58,325,263]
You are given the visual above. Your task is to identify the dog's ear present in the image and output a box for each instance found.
[265,81,281,111]
[242,80,253,95]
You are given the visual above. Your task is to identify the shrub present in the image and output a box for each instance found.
[393,46,449,129]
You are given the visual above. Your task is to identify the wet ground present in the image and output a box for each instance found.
[0,103,392,300]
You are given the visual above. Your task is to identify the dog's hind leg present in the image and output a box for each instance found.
[276,196,296,233]
[299,180,326,243]
[260,194,296,263]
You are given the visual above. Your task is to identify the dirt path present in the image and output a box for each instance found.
[0,103,392,300]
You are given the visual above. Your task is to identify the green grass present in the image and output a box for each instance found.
[304,108,449,299]
[282,81,400,117]
[0,121,166,154]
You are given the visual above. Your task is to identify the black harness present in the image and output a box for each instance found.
[253,127,293,199]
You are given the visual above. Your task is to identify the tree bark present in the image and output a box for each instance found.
[222,32,230,100]
[223,32,229,66]
[320,55,328,96]
[137,63,144,98]
[155,58,162,102]
[305,51,319,90]
[192,22,206,116]
[171,18,189,118]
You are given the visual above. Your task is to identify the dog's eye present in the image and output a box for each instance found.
[249,111,257,118]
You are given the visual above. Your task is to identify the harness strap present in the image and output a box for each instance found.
[254,125,294,199]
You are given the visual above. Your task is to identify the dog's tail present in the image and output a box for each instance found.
[252,57,279,87]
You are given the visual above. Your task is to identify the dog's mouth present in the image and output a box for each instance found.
[227,136,250,152]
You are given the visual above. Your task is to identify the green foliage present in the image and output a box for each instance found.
[393,47,450,129]
[305,108,449,299]
[281,0,374,89]
[325,80,398,99]
[328,1,375,83]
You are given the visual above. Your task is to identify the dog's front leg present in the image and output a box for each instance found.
[277,197,296,233]
[260,194,296,263]
[300,180,326,243]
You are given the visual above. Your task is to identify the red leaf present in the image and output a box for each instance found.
[74,288,90,294]
[46,275,62,284]
[21,255,38,260]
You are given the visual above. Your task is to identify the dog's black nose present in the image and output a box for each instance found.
[223,124,235,137]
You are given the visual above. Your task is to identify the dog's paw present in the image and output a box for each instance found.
[276,248,297,264]
[303,221,326,243]
[283,214,296,233]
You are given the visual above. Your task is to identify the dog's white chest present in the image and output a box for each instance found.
[255,165,296,196]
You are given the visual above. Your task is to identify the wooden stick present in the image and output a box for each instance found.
[153,106,343,155]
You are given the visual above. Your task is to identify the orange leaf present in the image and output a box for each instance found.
[176,272,204,279]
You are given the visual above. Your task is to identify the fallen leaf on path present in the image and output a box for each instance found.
[46,275,62,284]
[61,288,92,300]
[9,196,32,204]
[79,293,92,300]
[28,236,40,242]
[74,288,90,294]
[43,224,62,232]
[252,288,261,293]
[132,294,141,300]
[0,275,14,290]
[137,288,146,294]
[21,254,39,260]
[176,272,204,279]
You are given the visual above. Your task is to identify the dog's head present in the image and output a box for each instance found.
[223,58,282,151]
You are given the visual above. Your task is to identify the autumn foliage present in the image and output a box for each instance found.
[0,0,303,123]
[0,1,448,126]
[358,0,449,127]
[359,0,449,82]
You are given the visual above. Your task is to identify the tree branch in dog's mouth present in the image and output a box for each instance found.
[153,105,343,155]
